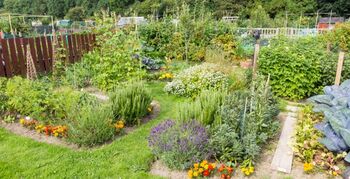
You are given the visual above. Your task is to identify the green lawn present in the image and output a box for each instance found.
[0,82,184,178]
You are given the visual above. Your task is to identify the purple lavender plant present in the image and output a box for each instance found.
[148,119,212,170]
[148,119,175,151]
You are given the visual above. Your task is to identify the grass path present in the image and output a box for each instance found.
[0,82,183,179]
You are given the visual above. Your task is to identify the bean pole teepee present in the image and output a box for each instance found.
[26,44,37,80]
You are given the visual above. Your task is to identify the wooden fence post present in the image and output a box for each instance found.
[335,51,345,85]
[252,40,260,78]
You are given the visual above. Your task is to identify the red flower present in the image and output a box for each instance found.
[208,164,214,170]
[203,170,210,177]
[221,174,226,179]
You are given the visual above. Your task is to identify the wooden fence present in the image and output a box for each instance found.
[0,33,96,77]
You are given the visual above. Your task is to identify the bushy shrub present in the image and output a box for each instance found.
[85,31,146,91]
[6,77,55,121]
[259,37,322,100]
[52,87,97,120]
[67,104,115,147]
[0,78,8,114]
[148,120,211,170]
[138,18,241,62]
[110,82,152,125]
[64,60,93,88]
[177,90,227,126]
[210,75,279,162]
[139,19,174,59]
[5,77,95,122]
[332,22,350,52]
[164,63,228,97]
[259,36,350,100]
[211,34,242,61]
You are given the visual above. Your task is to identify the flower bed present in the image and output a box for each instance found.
[0,77,154,147]
[150,74,279,177]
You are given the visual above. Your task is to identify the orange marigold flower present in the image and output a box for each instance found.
[227,167,233,173]
[221,174,226,179]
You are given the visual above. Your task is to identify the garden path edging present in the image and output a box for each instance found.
[0,100,160,150]
[0,120,79,149]
[271,103,300,173]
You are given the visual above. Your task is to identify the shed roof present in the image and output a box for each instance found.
[319,17,344,23]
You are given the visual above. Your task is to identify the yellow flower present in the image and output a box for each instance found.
[198,168,204,173]
[249,166,254,173]
[19,119,25,125]
[54,133,59,137]
[200,160,208,167]
[204,164,209,170]
[165,73,173,78]
[115,121,124,129]
[193,163,199,168]
[332,171,338,176]
[303,163,313,172]
[244,170,251,176]
[147,107,152,112]
[193,171,198,177]
[211,163,216,169]
[188,169,193,178]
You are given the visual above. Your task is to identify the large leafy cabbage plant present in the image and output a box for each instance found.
[308,79,350,162]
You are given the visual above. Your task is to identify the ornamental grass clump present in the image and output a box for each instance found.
[110,82,152,126]
[177,90,227,126]
[148,120,212,170]
[67,104,115,147]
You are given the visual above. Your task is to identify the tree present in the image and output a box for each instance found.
[65,6,85,21]
[318,0,350,16]
[48,0,66,18]
[3,0,31,14]
[32,0,48,15]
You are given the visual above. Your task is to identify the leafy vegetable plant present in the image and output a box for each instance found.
[308,79,350,162]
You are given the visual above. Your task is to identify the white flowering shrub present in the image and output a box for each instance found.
[164,63,228,97]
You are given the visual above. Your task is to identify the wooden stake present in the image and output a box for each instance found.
[327,42,331,53]
[335,51,345,85]
[252,40,260,78]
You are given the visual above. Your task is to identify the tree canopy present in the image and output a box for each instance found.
[0,0,349,20]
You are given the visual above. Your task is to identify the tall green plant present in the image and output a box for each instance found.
[177,90,227,126]
[0,78,8,114]
[259,36,323,100]
[67,104,115,147]
[109,82,152,125]
[210,75,279,162]
[85,31,146,91]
